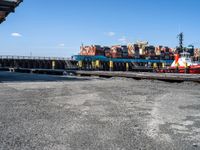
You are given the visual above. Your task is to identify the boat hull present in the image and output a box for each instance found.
[170,65,200,74]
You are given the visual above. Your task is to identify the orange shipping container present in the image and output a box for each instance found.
[80,45,104,56]
[127,44,134,58]
[80,46,88,55]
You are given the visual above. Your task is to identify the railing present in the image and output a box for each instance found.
[0,55,73,61]
[73,55,174,64]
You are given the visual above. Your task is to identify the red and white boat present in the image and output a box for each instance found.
[168,52,200,74]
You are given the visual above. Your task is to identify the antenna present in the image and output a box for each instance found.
[178,32,183,52]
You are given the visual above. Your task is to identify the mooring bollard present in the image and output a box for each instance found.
[109,61,113,71]
[78,61,83,70]
[52,61,55,70]
[185,63,189,73]
[126,63,129,71]
[153,63,157,69]
[92,61,95,70]
[95,60,100,70]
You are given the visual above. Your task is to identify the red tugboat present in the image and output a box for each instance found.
[168,52,200,74]
[158,33,200,74]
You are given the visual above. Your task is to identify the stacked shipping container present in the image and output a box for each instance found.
[80,45,104,56]
[79,44,199,60]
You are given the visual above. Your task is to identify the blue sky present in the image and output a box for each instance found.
[0,0,200,57]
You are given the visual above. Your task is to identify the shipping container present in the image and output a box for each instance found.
[79,43,199,61]
[80,45,104,56]
[80,46,88,55]
[194,48,200,57]
[136,41,148,56]
[121,45,128,58]
[162,47,170,53]
[155,46,161,56]
[127,44,134,58]
[103,46,111,58]
[110,46,122,58]
[145,45,155,57]
[134,44,140,58]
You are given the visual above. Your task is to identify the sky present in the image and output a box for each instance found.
[0,0,200,57]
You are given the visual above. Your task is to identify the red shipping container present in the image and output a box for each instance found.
[110,46,122,58]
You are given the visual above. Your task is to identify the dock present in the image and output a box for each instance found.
[1,67,199,82]
[75,71,200,82]
[0,55,199,83]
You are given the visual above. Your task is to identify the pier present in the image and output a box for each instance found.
[0,55,78,70]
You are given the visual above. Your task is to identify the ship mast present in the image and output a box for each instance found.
[178,32,184,52]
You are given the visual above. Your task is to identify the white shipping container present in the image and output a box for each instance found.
[139,48,145,55]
